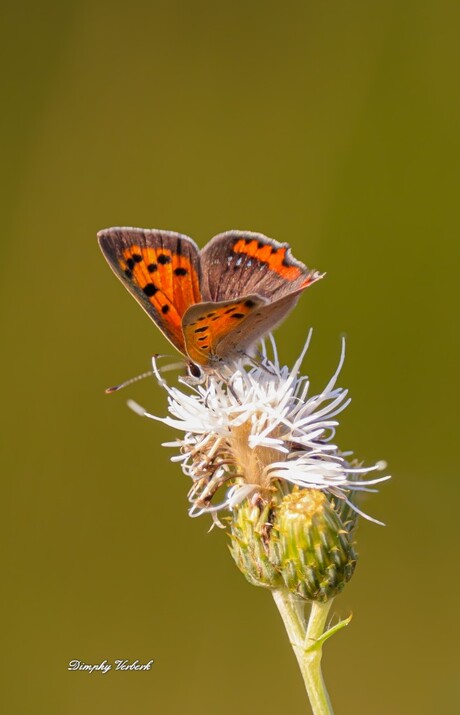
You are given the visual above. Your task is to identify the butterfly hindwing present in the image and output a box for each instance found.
[214,287,307,360]
[98,227,202,354]
[200,231,322,303]
[182,294,267,365]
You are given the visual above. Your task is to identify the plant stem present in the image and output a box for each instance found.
[272,589,335,715]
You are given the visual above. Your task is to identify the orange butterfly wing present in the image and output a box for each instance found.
[182,295,267,365]
[200,231,321,302]
[98,227,202,355]
[192,231,323,364]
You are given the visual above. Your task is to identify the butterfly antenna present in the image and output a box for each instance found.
[157,360,187,373]
[105,356,187,393]
[105,371,154,394]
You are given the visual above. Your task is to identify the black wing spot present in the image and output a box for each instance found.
[271,247,278,254]
[211,315,220,321]
[158,254,171,265]
[258,260,268,269]
[198,336,208,342]
[124,269,132,278]
[174,267,188,276]
[206,312,216,318]
[224,307,237,314]
[126,258,135,270]
[194,326,208,333]
[231,313,245,319]
[161,304,170,314]
[244,299,256,308]
[143,283,158,297]
[257,241,266,249]
[132,253,142,263]
[244,238,252,245]
[148,263,158,273]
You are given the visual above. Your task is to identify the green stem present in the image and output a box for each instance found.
[272,589,335,715]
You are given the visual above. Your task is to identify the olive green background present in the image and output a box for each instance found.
[2,1,459,713]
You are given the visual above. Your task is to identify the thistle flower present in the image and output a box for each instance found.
[129,330,388,528]
[127,330,390,714]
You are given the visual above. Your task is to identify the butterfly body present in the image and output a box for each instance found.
[98,228,323,369]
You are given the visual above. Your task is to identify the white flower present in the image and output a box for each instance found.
[128,330,390,525]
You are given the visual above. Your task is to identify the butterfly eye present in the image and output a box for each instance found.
[187,362,203,380]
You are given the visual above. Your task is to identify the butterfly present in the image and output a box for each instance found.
[98,227,323,372]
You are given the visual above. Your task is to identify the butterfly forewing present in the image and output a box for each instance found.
[98,227,202,353]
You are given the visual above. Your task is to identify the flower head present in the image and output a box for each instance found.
[128,330,389,526]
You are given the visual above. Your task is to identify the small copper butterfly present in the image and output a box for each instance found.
[98,228,323,371]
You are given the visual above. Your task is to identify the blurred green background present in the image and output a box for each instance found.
[2,1,459,713]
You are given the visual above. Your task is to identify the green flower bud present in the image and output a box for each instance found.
[229,497,283,589]
[270,488,358,602]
